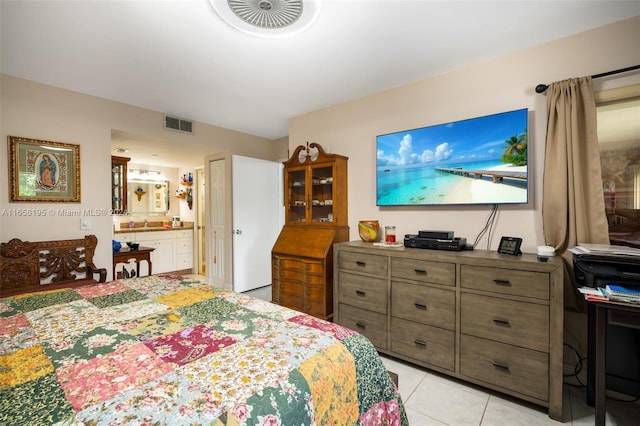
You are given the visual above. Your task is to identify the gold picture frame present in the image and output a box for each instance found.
[8,136,81,202]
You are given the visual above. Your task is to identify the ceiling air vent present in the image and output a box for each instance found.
[164,115,193,134]
[228,0,303,29]
[209,0,321,38]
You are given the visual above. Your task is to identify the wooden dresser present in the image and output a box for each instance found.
[333,241,564,420]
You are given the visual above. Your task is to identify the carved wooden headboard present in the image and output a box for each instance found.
[0,235,107,297]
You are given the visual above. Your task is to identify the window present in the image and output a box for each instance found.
[597,84,640,248]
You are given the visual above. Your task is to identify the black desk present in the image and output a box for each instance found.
[587,299,640,426]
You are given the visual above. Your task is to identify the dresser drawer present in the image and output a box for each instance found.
[460,265,549,300]
[277,268,324,285]
[273,256,324,275]
[135,230,175,241]
[273,284,303,311]
[176,237,193,255]
[305,296,330,319]
[338,251,388,276]
[115,232,136,242]
[176,253,193,269]
[391,257,455,286]
[461,293,549,352]
[337,271,387,314]
[460,334,548,402]
[391,281,455,330]
[175,229,193,239]
[390,317,454,371]
[338,303,388,350]
[274,278,302,295]
[304,285,327,305]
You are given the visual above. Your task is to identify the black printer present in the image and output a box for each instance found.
[574,253,640,288]
[573,253,640,405]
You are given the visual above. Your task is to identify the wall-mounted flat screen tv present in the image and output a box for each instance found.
[376,108,528,206]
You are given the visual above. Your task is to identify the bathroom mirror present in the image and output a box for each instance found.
[127,180,170,215]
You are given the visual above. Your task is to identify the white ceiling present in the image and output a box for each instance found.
[2,0,639,166]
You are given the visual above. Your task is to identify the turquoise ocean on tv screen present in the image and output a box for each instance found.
[376,160,519,205]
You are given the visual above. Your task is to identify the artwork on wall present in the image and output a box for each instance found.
[8,136,81,202]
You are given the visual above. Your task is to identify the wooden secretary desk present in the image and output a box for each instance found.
[271,143,349,320]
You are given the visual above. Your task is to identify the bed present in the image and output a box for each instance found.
[1,274,407,425]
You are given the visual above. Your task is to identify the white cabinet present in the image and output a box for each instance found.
[176,229,194,271]
[117,232,136,243]
[114,229,193,276]
[132,231,175,275]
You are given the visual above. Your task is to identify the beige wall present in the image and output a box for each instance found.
[0,76,285,278]
[289,17,640,254]
[271,136,290,162]
[1,17,638,285]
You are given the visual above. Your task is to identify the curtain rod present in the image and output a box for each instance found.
[535,64,640,94]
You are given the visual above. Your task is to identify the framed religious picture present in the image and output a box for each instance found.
[8,136,81,202]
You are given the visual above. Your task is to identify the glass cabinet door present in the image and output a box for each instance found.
[111,156,129,214]
[310,165,334,224]
[286,167,308,223]
[285,164,336,225]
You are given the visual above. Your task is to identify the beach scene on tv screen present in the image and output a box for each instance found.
[376,108,528,206]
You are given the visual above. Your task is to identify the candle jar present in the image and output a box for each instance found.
[385,226,396,243]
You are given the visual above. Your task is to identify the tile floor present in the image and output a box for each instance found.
[380,355,639,425]
[222,281,640,425]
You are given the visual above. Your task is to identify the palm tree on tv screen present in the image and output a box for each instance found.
[501,132,528,166]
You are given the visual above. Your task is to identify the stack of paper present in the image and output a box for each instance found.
[580,285,640,304]
[603,284,640,303]
[579,287,609,302]
[571,244,640,257]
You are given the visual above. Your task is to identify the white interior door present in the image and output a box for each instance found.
[207,157,227,287]
[232,155,283,292]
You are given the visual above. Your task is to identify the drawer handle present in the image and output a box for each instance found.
[414,339,427,348]
[492,318,511,326]
[492,362,510,371]
[414,269,427,275]
[493,279,511,286]
[356,261,367,267]
[356,290,366,297]
[414,303,427,310]
[356,322,367,329]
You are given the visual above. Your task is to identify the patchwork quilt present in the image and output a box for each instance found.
[1,274,407,425]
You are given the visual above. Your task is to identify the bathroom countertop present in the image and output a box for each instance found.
[114,223,194,234]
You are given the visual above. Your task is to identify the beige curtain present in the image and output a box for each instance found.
[542,77,610,310]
